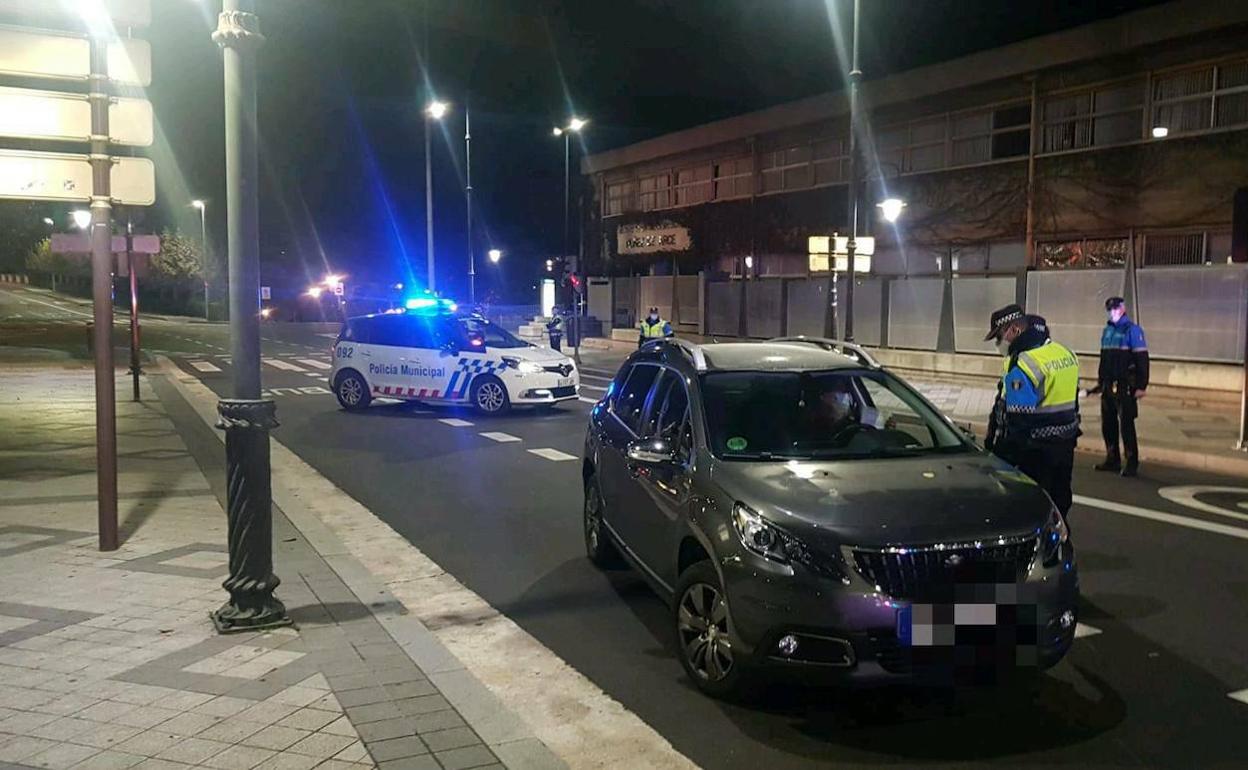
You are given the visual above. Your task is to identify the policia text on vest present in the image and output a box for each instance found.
[983,305,1080,517]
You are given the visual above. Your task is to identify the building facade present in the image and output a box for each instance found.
[581,0,1248,364]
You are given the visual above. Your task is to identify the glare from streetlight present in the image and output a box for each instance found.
[42,217,54,227]
[1151,125,1169,138]
[552,127,563,137]
[488,249,502,264]
[744,255,754,270]
[72,210,91,230]
[191,199,205,210]
[545,259,554,272]
[306,287,323,298]
[877,197,906,223]
[568,117,587,132]
[426,100,449,120]
[322,274,343,287]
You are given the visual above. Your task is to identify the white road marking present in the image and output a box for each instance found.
[1229,689,1248,705]
[480,431,522,443]
[580,384,606,392]
[577,396,598,404]
[1073,494,1248,541]
[0,287,92,318]
[262,358,307,372]
[1157,486,1248,524]
[304,372,324,378]
[1074,623,1102,639]
[189,361,221,373]
[580,373,613,382]
[295,358,332,370]
[439,418,474,427]
[528,448,578,462]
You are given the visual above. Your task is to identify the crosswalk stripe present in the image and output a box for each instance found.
[189,361,221,373]
[262,358,307,372]
[304,372,324,378]
[1074,623,1101,639]
[577,396,598,404]
[439,418,474,428]
[527,448,577,462]
[295,358,332,370]
[480,432,521,443]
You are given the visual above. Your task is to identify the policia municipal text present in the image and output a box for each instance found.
[983,304,1081,516]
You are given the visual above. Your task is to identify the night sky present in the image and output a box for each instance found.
[146,0,1166,301]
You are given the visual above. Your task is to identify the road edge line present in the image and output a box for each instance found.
[1073,494,1248,541]
[155,355,697,770]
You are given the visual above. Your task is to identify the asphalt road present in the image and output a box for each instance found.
[6,285,1247,768]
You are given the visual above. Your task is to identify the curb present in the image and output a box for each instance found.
[155,356,571,770]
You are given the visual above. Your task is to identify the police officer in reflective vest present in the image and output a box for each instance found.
[1090,296,1149,477]
[983,304,1080,516]
[638,307,672,348]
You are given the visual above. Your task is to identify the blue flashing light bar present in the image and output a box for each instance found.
[404,296,459,313]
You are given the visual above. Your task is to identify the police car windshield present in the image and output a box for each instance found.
[700,369,970,461]
[459,318,530,349]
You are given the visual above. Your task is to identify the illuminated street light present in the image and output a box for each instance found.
[488,249,502,264]
[545,259,554,272]
[72,210,91,230]
[426,100,449,120]
[552,127,563,137]
[1152,125,1169,138]
[306,286,323,298]
[42,217,54,227]
[744,255,754,270]
[877,197,907,223]
[568,117,587,132]
[322,274,343,287]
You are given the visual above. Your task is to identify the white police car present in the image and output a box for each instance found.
[329,307,579,415]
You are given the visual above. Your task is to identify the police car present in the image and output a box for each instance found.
[329,302,579,415]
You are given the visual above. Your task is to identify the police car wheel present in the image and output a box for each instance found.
[584,475,622,568]
[470,376,510,415]
[334,370,371,412]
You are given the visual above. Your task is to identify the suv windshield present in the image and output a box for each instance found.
[459,317,530,349]
[700,369,971,460]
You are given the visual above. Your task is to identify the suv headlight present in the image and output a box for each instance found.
[731,503,848,583]
[1040,505,1070,567]
[502,356,543,374]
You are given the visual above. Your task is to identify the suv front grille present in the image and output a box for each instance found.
[852,537,1037,600]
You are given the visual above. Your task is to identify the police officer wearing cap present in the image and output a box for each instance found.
[638,307,673,348]
[983,304,1080,516]
[1091,296,1149,477]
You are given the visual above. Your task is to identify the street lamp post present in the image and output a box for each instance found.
[211,0,289,634]
[843,0,862,342]
[425,99,447,293]
[193,200,208,320]
[553,118,586,363]
[466,103,475,305]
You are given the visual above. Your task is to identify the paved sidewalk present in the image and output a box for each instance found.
[0,364,553,770]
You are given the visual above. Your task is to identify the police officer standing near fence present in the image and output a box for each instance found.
[1091,296,1149,477]
[983,305,1081,516]
[638,307,672,348]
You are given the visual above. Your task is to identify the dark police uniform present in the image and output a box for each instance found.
[984,306,1080,516]
[1096,297,1149,476]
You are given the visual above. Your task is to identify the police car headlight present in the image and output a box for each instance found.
[502,356,543,375]
[1040,505,1070,567]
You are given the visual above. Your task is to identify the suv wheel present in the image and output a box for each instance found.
[334,371,371,412]
[584,475,622,568]
[674,561,753,700]
[470,375,510,415]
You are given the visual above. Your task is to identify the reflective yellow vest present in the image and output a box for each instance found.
[1001,340,1080,441]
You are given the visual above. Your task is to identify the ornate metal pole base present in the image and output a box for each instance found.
[212,399,292,634]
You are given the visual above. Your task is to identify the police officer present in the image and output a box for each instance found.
[1092,296,1149,477]
[983,304,1080,516]
[638,307,673,348]
[546,309,564,352]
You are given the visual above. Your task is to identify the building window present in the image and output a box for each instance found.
[673,165,711,206]
[1152,58,1248,135]
[1036,236,1130,269]
[712,157,753,199]
[813,138,848,184]
[638,173,672,211]
[1141,232,1207,266]
[604,180,635,216]
[951,102,1031,165]
[1042,80,1145,152]
[761,145,813,193]
[876,116,946,174]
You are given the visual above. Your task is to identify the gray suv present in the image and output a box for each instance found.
[582,338,1078,698]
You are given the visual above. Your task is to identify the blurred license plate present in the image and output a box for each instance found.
[898,603,1001,647]
[558,378,573,387]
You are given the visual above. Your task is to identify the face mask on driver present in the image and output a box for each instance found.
[1107,307,1125,324]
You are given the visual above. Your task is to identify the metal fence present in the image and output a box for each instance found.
[952,276,1017,354]
[1135,265,1248,362]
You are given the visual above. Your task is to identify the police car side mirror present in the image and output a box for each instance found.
[627,438,679,466]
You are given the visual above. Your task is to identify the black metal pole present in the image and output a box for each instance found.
[466,103,475,304]
[212,0,289,633]
[563,132,570,260]
[843,0,861,342]
[88,33,118,552]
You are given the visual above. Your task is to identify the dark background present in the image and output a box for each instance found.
[3,1,1168,302]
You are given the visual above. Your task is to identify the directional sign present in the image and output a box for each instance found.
[0,86,152,146]
[260,286,272,300]
[0,27,151,86]
[51,233,160,254]
[0,149,155,205]
[0,0,151,28]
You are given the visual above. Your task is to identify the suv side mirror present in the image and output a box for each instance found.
[627,438,678,465]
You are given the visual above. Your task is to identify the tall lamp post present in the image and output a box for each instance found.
[192,199,208,320]
[553,117,587,363]
[211,0,289,633]
[466,102,475,305]
[425,99,448,292]
[842,0,862,342]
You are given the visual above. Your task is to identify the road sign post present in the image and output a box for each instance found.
[210,0,290,633]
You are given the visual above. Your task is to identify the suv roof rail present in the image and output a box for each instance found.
[768,336,880,368]
[641,337,708,371]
